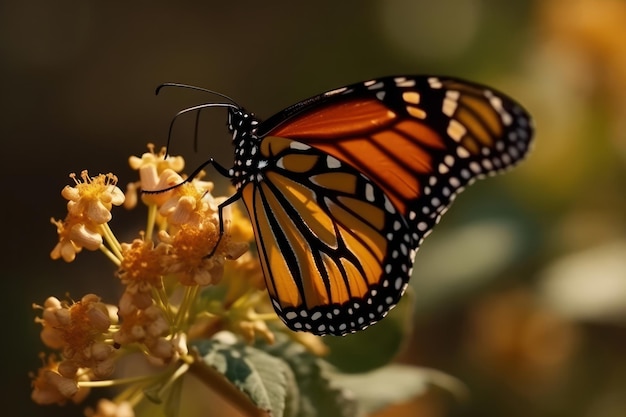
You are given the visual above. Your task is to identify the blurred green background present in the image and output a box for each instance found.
[5,0,626,416]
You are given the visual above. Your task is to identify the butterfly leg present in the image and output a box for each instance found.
[142,157,231,193]
[206,190,242,258]
[180,157,243,258]
[141,156,240,258]
[185,157,243,258]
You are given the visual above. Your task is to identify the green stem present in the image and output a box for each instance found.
[99,244,121,266]
[175,286,199,331]
[155,361,190,399]
[78,373,156,388]
[100,223,123,260]
[145,203,158,242]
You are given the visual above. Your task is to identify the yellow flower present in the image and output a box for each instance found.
[30,354,91,406]
[50,216,102,262]
[158,182,214,227]
[63,171,124,225]
[35,294,116,378]
[159,219,225,286]
[128,143,184,174]
[116,238,173,314]
[140,168,187,208]
[50,172,125,264]
[157,181,248,286]
[117,239,168,307]
[125,144,186,208]
[113,304,175,363]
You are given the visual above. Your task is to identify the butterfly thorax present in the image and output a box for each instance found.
[227,108,264,190]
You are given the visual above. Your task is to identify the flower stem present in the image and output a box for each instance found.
[99,244,122,266]
[145,203,158,241]
[99,223,123,260]
[175,286,199,330]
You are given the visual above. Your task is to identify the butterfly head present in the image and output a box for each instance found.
[227,107,260,140]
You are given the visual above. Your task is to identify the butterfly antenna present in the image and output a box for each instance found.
[156,82,239,105]
[163,103,239,156]
[156,82,241,156]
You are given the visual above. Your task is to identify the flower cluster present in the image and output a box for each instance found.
[31,144,314,416]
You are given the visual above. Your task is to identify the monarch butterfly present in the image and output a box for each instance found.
[160,75,534,336]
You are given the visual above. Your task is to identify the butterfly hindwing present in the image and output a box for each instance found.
[240,136,415,335]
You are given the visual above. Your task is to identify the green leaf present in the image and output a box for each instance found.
[259,337,361,417]
[192,338,296,417]
[331,364,468,415]
[322,288,415,373]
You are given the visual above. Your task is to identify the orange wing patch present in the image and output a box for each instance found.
[272,98,397,138]
[266,171,338,249]
[242,184,298,306]
[269,98,447,216]
[241,161,390,311]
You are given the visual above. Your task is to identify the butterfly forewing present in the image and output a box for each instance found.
[265,76,532,219]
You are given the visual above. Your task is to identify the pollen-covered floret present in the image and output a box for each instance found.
[113,304,175,364]
[30,354,91,406]
[50,171,125,263]
[118,239,165,286]
[157,183,248,286]
[35,294,116,379]
[125,144,186,208]
[50,216,102,262]
[63,171,124,225]
[128,143,185,173]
